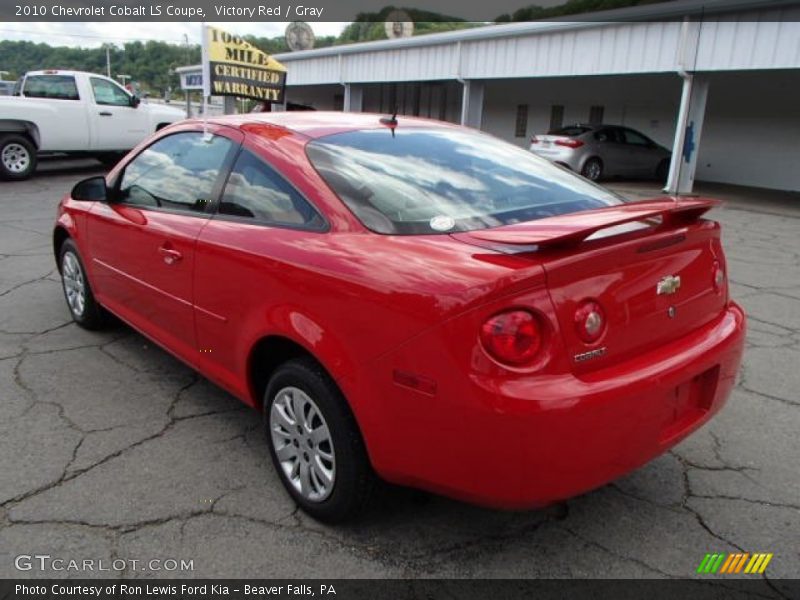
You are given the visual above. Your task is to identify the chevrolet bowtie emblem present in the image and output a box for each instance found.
[657,275,681,295]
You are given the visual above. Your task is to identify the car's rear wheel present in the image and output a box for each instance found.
[0,134,37,181]
[264,358,374,522]
[581,157,603,182]
[59,239,107,330]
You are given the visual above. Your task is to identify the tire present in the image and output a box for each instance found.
[656,159,670,182]
[581,157,603,182]
[0,134,37,181]
[264,357,375,523]
[59,239,107,330]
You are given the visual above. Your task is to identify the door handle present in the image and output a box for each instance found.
[158,245,183,265]
[99,111,113,116]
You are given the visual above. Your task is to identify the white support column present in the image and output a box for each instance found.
[343,83,364,113]
[460,80,484,128]
[665,75,710,195]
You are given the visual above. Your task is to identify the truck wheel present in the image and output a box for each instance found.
[0,134,37,181]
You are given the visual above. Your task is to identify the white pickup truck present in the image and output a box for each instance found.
[0,70,185,180]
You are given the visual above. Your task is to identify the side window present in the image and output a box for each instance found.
[118,132,234,214]
[219,149,324,229]
[595,128,620,143]
[621,129,652,146]
[90,77,132,106]
[23,75,79,100]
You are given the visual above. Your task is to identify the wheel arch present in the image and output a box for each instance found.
[0,120,41,149]
[579,154,602,170]
[247,334,352,414]
[53,226,71,270]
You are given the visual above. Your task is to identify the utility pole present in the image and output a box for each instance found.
[105,46,111,78]
[183,34,192,117]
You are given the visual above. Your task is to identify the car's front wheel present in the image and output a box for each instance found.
[59,239,107,330]
[0,134,37,181]
[264,358,374,522]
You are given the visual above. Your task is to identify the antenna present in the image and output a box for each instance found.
[379,110,398,138]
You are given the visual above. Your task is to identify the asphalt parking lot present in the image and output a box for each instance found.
[0,160,798,590]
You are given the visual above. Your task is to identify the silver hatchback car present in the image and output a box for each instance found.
[529,124,671,182]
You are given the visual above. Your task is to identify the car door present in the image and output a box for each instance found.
[593,127,628,176]
[192,145,327,395]
[86,129,240,360]
[88,76,149,150]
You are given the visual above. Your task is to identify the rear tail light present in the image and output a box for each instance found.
[530,135,539,144]
[480,309,542,366]
[574,300,606,343]
[555,138,585,149]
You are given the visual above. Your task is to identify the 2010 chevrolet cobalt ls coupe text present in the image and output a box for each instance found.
[54,113,745,522]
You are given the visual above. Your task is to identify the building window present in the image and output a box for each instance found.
[589,105,605,125]
[549,105,564,132]
[514,104,528,138]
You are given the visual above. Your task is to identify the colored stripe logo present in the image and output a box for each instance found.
[697,553,773,574]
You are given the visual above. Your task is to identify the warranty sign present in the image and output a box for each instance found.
[202,25,287,103]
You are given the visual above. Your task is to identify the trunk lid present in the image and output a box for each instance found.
[459,198,728,373]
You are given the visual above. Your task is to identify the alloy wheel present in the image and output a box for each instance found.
[269,386,336,502]
[62,252,86,318]
[584,160,602,181]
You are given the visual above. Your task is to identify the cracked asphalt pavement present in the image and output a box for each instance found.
[0,160,798,590]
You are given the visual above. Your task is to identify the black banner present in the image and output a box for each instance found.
[5,0,800,23]
[2,580,800,600]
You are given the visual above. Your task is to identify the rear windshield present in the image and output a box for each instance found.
[549,126,591,136]
[23,75,79,100]
[306,127,623,235]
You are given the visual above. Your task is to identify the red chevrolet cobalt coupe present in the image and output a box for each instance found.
[55,113,745,522]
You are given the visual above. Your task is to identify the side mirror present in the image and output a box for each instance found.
[71,176,107,202]
[130,95,141,108]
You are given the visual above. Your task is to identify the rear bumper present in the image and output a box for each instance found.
[529,146,582,171]
[364,302,746,508]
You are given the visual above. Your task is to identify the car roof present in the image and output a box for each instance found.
[199,111,460,140]
[25,70,90,77]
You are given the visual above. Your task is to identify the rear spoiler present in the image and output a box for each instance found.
[463,197,721,248]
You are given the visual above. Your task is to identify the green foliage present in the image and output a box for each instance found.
[495,0,671,22]
[0,34,336,95]
[338,6,472,43]
[0,39,200,94]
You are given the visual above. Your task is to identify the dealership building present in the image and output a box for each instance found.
[269,0,800,194]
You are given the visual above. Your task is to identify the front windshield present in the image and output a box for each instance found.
[306,126,624,235]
